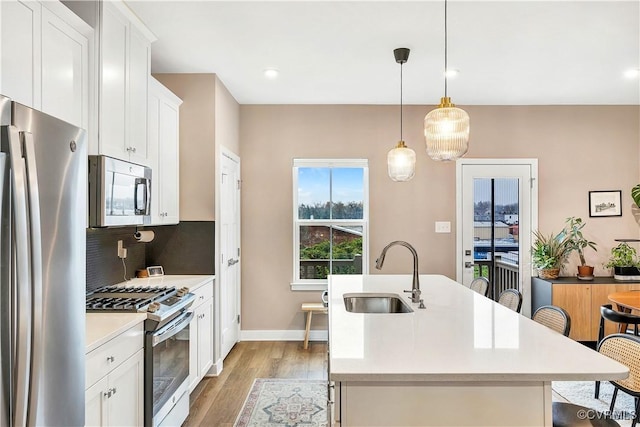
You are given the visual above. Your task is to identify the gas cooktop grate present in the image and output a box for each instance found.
[86,285,177,312]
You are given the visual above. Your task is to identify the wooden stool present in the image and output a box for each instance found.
[301,303,328,349]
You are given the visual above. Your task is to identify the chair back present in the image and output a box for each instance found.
[598,304,640,343]
[597,333,640,393]
[469,277,489,297]
[498,289,523,313]
[532,305,571,336]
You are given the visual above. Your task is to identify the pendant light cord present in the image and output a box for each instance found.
[444,0,448,98]
[400,60,404,141]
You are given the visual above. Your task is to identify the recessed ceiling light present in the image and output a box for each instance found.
[263,68,279,79]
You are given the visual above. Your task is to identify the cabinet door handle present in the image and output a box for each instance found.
[106,356,115,363]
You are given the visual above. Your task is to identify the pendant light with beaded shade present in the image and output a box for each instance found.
[387,47,416,181]
[424,0,470,161]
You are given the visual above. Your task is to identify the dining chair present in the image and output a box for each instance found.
[532,305,571,337]
[498,289,523,313]
[469,277,490,297]
[596,334,640,427]
[595,304,640,399]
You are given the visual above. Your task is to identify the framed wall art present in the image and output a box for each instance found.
[589,190,622,217]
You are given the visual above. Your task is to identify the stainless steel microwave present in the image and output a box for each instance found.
[88,155,151,227]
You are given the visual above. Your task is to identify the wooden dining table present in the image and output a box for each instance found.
[607,290,640,334]
[608,290,640,313]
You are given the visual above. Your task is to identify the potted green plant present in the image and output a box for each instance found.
[632,184,640,208]
[531,230,572,279]
[604,242,640,279]
[563,216,597,280]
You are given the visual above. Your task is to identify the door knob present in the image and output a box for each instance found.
[465,262,474,268]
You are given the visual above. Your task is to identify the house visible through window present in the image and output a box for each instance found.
[292,159,369,290]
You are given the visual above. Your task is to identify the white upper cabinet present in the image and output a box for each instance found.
[99,2,128,158]
[0,0,41,107]
[0,0,91,130]
[127,25,150,165]
[41,5,89,128]
[148,77,181,225]
[98,1,155,166]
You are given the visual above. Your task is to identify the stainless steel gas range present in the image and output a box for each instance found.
[86,285,195,427]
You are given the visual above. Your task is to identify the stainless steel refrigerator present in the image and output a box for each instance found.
[0,94,86,426]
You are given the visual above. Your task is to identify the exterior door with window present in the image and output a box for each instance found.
[457,159,538,316]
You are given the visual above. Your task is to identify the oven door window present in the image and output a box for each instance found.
[152,323,190,416]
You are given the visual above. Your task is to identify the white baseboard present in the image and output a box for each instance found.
[240,329,328,342]
[206,358,224,377]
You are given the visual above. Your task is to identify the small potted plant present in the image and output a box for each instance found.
[604,242,640,280]
[632,184,640,208]
[531,230,572,279]
[563,216,597,280]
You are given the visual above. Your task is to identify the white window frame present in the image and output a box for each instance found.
[292,159,369,291]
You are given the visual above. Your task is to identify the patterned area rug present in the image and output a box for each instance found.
[553,381,637,426]
[234,379,328,427]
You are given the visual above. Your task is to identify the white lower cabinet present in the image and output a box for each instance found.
[189,280,214,391]
[85,323,144,427]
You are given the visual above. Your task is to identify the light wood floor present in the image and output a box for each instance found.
[184,341,328,427]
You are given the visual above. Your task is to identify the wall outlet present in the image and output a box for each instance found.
[117,240,127,259]
[435,221,451,233]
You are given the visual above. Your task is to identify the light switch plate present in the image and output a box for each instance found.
[435,221,451,233]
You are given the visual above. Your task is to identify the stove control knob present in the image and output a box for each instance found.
[176,287,189,297]
[147,302,161,313]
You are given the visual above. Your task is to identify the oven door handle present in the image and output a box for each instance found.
[152,311,194,347]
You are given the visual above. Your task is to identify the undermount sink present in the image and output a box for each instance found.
[343,293,414,314]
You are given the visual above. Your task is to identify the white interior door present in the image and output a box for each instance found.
[220,150,241,359]
[456,159,538,316]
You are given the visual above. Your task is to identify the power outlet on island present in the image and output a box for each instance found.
[435,221,451,233]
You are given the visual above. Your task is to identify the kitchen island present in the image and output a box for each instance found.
[328,274,628,426]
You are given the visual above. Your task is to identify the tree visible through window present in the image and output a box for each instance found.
[293,159,368,288]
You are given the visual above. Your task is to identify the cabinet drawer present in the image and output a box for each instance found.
[86,322,144,389]
[191,281,213,308]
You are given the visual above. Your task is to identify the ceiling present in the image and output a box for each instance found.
[126,1,640,105]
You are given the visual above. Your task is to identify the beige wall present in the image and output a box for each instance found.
[215,77,240,156]
[240,105,640,331]
[154,73,216,220]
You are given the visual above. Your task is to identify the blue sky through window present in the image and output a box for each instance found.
[474,178,519,206]
[298,167,364,205]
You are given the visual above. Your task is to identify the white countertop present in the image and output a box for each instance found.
[86,313,146,354]
[85,274,215,353]
[328,274,629,382]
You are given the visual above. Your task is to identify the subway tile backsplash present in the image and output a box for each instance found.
[86,226,145,292]
[86,221,215,293]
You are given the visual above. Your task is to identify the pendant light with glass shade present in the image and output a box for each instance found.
[387,47,416,182]
[424,0,470,161]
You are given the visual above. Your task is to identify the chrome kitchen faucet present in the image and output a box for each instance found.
[375,241,424,307]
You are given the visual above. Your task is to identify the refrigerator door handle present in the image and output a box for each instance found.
[6,125,32,427]
[21,131,43,424]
